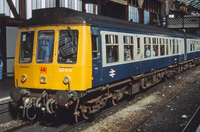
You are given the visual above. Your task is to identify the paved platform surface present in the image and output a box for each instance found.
[0,77,14,100]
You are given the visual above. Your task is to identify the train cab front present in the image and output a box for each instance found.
[9,25,92,119]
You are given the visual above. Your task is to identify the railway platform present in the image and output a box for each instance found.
[0,77,14,102]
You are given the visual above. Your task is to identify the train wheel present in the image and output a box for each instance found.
[82,112,89,120]
[112,97,117,106]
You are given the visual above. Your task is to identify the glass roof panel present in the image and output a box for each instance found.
[176,0,200,9]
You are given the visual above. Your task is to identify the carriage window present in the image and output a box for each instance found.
[152,38,158,57]
[160,38,165,56]
[144,37,151,58]
[58,30,78,64]
[137,38,140,54]
[193,40,195,51]
[36,30,55,63]
[195,41,197,51]
[166,39,169,55]
[190,40,195,52]
[106,35,118,44]
[106,35,119,63]
[197,41,200,51]
[92,35,98,58]
[177,40,179,54]
[124,36,134,61]
[173,39,175,54]
[198,41,200,51]
[180,40,182,54]
[19,31,34,63]
[170,40,172,53]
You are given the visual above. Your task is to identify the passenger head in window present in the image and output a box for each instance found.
[124,45,132,61]
[153,47,156,57]
[145,46,150,58]
[153,46,158,56]
[107,46,117,63]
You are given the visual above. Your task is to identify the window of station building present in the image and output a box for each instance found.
[105,35,119,63]
[152,38,158,57]
[166,39,169,55]
[92,35,98,59]
[160,38,165,56]
[144,37,151,58]
[123,36,134,61]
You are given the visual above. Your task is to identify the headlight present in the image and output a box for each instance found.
[21,74,27,82]
[40,76,47,84]
[63,76,69,84]
[41,77,45,82]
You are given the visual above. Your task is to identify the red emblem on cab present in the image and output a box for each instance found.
[40,66,47,73]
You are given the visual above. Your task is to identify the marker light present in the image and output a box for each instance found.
[21,74,27,82]
[63,76,69,84]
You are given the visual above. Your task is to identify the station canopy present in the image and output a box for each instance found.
[176,0,200,10]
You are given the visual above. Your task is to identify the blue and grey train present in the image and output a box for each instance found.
[9,8,200,121]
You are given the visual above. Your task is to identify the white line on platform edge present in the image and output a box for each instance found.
[0,96,11,102]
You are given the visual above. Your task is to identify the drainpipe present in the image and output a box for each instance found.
[137,0,144,24]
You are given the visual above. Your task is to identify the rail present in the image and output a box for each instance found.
[127,75,200,132]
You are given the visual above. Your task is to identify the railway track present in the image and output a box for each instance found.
[3,99,129,132]
[182,105,200,132]
[0,103,10,115]
[127,75,200,132]
[59,99,129,132]
[2,67,200,131]
[0,99,30,132]
[0,98,13,115]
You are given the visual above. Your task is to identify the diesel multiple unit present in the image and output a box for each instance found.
[10,8,200,122]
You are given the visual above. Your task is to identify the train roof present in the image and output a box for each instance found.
[20,8,187,38]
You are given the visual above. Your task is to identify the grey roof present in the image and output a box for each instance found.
[20,8,192,38]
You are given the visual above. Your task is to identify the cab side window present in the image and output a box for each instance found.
[92,35,98,59]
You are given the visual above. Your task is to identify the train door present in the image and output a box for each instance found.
[184,38,187,60]
[92,35,102,87]
[136,37,143,60]
[135,37,142,74]
[179,39,184,61]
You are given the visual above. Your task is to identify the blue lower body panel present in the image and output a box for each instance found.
[92,55,184,87]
